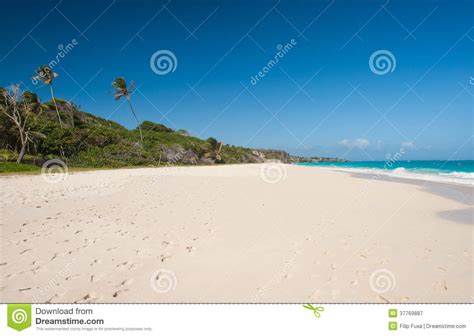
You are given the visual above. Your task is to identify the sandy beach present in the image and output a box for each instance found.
[0,164,472,303]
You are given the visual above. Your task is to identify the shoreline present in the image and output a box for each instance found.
[295,163,474,187]
[298,165,473,224]
[0,164,471,303]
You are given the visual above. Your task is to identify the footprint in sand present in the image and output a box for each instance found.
[116,261,128,269]
[20,266,41,275]
[90,273,104,283]
[433,280,448,291]
[75,292,98,303]
[117,279,134,287]
[50,253,59,261]
[128,263,140,271]
[65,274,82,281]
[90,258,102,266]
[112,289,129,298]
[45,294,60,303]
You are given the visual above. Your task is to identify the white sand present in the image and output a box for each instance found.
[0,164,472,303]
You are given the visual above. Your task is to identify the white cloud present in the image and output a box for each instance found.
[375,140,384,150]
[339,138,371,149]
[338,139,351,147]
[401,141,415,149]
[355,138,370,149]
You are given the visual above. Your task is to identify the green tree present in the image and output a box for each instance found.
[33,65,63,128]
[0,86,34,163]
[207,137,218,150]
[112,77,143,142]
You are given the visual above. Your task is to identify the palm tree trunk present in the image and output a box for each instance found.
[50,85,63,128]
[126,97,143,142]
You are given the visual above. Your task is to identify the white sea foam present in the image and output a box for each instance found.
[314,166,474,186]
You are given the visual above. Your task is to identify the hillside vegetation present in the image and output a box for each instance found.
[0,86,277,169]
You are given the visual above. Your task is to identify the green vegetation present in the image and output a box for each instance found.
[33,65,63,128]
[0,162,39,173]
[0,83,269,171]
[112,77,143,142]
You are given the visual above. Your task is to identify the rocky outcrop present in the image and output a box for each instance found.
[289,156,349,163]
[252,149,291,163]
[250,149,347,164]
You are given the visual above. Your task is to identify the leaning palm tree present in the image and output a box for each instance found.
[112,77,143,142]
[33,65,63,128]
[204,140,224,162]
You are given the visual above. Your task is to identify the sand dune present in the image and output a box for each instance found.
[0,164,472,303]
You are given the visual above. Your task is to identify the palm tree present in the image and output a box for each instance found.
[214,141,223,161]
[112,77,143,142]
[204,139,224,162]
[33,65,63,128]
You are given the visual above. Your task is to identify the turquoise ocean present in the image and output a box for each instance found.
[296,160,474,186]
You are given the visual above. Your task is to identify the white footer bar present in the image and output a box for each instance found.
[1,304,472,335]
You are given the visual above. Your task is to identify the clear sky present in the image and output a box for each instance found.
[1,0,473,160]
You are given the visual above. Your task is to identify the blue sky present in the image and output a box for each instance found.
[1,0,473,160]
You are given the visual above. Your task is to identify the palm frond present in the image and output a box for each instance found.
[33,65,56,85]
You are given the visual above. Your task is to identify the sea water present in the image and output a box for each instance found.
[296,160,474,186]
